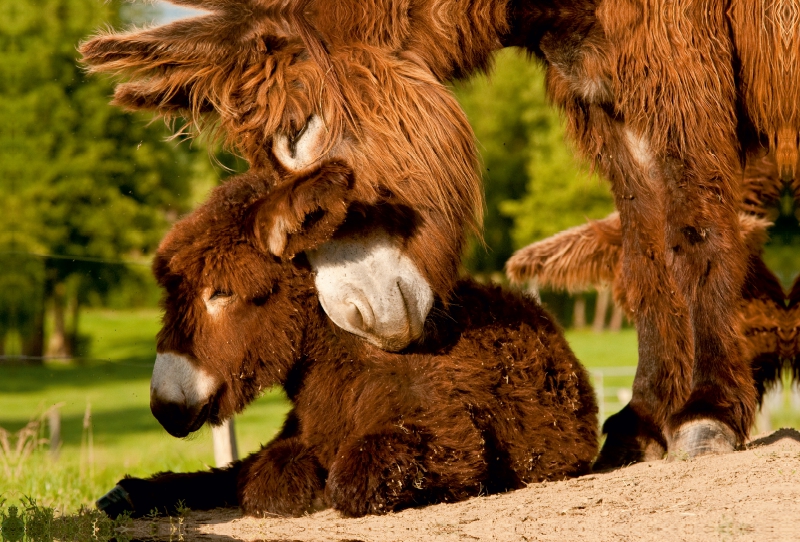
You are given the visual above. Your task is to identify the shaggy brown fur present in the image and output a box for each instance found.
[78,0,510,299]
[109,167,598,518]
[506,0,800,460]
[82,0,800,462]
[507,212,790,396]
[508,153,795,461]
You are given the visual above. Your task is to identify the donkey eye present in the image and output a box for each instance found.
[209,290,232,301]
[289,122,308,145]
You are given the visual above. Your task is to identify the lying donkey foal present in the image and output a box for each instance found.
[98,164,598,518]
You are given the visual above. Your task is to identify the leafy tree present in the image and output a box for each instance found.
[454,50,614,276]
[454,50,540,275]
[498,90,614,249]
[1,0,196,360]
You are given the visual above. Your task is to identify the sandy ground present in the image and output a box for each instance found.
[124,429,800,541]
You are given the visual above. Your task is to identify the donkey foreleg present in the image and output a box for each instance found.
[236,437,326,517]
[663,164,756,456]
[325,423,486,517]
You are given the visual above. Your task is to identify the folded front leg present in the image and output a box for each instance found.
[237,437,326,517]
[325,424,486,517]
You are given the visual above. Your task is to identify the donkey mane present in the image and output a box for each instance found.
[79,0,506,237]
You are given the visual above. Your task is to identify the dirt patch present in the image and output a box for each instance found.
[124,429,800,541]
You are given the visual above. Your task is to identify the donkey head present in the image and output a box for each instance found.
[80,0,505,350]
[150,160,432,436]
[151,163,357,437]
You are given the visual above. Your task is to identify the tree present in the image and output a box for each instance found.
[1,0,196,360]
[496,70,614,248]
[454,50,541,275]
[454,50,614,276]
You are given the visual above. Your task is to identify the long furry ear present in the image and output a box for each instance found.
[79,1,285,116]
[505,213,622,291]
[250,162,354,258]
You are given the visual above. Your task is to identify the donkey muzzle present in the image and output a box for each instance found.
[150,352,218,437]
[308,233,434,351]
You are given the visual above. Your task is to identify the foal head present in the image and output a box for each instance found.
[150,163,362,437]
[80,0,505,349]
[151,160,431,436]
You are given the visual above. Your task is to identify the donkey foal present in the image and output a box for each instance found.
[98,166,598,518]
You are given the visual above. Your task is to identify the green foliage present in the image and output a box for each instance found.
[454,50,540,274]
[1,0,198,355]
[0,496,132,542]
[454,50,614,274]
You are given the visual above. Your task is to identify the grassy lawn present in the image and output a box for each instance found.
[1,309,291,513]
[2,309,798,513]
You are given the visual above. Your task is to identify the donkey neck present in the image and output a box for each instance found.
[503,0,600,57]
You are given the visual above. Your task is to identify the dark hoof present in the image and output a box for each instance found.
[96,485,134,519]
[593,433,665,472]
[668,419,737,459]
[592,405,666,472]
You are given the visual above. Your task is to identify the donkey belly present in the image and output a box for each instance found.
[729,0,800,180]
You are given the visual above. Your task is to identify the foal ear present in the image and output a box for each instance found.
[251,162,355,258]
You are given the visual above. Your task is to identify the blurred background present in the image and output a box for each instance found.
[2,0,799,513]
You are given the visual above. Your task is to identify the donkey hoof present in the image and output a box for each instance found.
[668,419,737,459]
[593,435,665,472]
[96,485,134,518]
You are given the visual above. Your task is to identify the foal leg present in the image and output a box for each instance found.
[98,436,324,518]
[98,464,241,518]
[236,436,326,517]
[325,422,486,517]
[99,412,324,518]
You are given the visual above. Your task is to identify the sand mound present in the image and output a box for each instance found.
[124,429,800,541]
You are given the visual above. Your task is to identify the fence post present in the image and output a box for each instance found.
[47,406,61,459]
[592,287,611,333]
[212,418,239,468]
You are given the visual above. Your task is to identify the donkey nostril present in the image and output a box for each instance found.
[343,303,365,330]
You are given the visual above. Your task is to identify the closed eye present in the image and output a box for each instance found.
[205,288,236,317]
[209,290,232,302]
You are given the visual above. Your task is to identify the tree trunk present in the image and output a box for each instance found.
[573,295,586,330]
[47,282,69,359]
[593,287,611,333]
[22,291,46,363]
[609,302,624,332]
[68,294,80,359]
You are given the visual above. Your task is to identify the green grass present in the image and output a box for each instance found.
[1,309,290,513]
[565,328,639,368]
[2,310,798,513]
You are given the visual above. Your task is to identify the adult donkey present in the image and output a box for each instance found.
[82,0,800,463]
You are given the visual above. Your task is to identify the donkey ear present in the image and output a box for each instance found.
[251,162,355,258]
[79,6,286,115]
[505,213,622,291]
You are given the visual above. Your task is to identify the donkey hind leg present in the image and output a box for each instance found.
[325,425,486,517]
[237,437,326,517]
[98,464,241,518]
